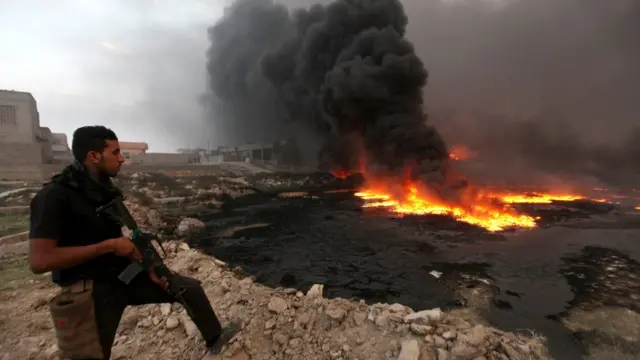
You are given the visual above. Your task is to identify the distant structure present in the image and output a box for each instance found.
[209,140,300,165]
[119,141,149,163]
[50,133,72,163]
[120,143,200,165]
[1,88,303,180]
[0,89,53,165]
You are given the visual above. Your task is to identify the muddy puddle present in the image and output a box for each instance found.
[194,191,640,359]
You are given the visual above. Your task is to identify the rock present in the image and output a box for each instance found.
[138,318,152,328]
[460,325,488,346]
[442,331,456,340]
[353,311,367,325]
[437,348,450,360]
[424,335,434,344]
[325,304,347,321]
[306,284,324,298]
[289,337,302,348]
[389,303,409,313]
[518,343,531,354]
[230,350,250,360]
[182,317,199,338]
[435,336,447,349]
[239,277,253,289]
[410,323,432,335]
[267,296,288,314]
[297,312,312,326]
[397,339,420,360]
[375,312,389,327]
[273,331,289,345]
[165,316,180,330]
[265,318,277,329]
[160,303,172,316]
[404,308,443,324]
[175,217,205,237]
[213,259,227,267]
[43,344,58,359]
[450,342,483,359]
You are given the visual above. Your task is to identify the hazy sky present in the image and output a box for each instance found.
[1,0,636,156]
[0,0,228,152]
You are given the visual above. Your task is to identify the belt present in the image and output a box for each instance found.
[61,279,93,294]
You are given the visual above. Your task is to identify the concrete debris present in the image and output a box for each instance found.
[175,217,206,238]
[267,296,288,314]
[306,284,324,298]
[397,339,420,360]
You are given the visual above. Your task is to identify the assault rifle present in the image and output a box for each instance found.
[96,196,195,317]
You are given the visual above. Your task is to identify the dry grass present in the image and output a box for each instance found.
[0,255,31,291]
[0,213,29,238]
[586,346,638,360]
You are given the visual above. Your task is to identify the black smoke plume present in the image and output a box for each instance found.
[207,0,451,187]
[404,0,640,190]
[205,0,293,145]
[206,0,640,190]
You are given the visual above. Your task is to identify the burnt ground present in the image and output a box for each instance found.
[193,190,640,360]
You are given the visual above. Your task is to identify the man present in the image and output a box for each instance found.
[29,126,239,359]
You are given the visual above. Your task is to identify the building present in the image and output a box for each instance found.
[51,133,72,163]
[129,152,198,165]
[209,140,299,165]
[0,89,53,165]
[119,141,148,163]
[1,89,220,178]
[119,143,200,165]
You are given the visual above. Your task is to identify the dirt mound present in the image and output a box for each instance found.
[0,239,549,360]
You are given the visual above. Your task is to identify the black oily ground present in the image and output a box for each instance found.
[197,194,617,310]
[556,247,640,358]
[193,192,639,359]
[197,193,511,307]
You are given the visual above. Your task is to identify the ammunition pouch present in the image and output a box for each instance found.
[49,280,104,359]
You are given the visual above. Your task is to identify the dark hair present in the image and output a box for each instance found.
[71,126,118,162]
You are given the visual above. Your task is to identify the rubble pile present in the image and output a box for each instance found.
[250,172,337,190]
[120,172,256,205]
[0,242,551,360]
[0,179,552,360]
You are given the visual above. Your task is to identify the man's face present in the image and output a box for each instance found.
[87,140,125,177]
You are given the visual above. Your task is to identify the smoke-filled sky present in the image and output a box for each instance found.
[1,0,638,185]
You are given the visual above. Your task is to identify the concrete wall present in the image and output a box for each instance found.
[129,152,196,166]
[120,141,149,164]
[0,164,50,181]
[37,126,52,163]
[0,143,44,166]
[0,90,38,144]
[51,133,71,160]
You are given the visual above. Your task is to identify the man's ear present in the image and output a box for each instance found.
[87,151,103,164]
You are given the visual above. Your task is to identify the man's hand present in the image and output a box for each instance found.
[109,237,141,262]
[148,267,170,291]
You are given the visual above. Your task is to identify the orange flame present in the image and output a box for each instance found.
[448,144,476,161]
[499,193,585,204]
[330,169,351,179]
[355,184,537,232]
[336,147,619,232]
